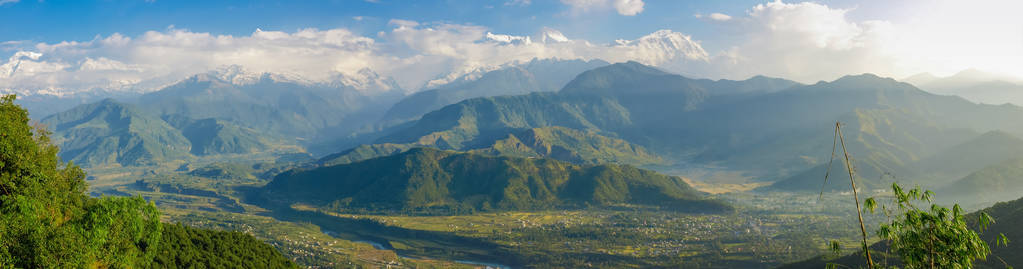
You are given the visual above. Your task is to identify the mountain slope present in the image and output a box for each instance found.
[911,69,1023,106]
[138,69,402,141]
[376,61,712,151]
[161,115,271,156]
[378,91,634,150]
[765,108,979,192]
[379,59,608,126]
[939,158,1023,207]
[912,130,1023,183]
[320,126,663,167]
[263,148,730,214]
[41,99,191,167]
[468,126,664,165]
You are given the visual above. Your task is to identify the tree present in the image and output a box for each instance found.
[864,183,1010,269]
[0,94,163,268]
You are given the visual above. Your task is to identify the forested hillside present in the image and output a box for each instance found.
[263,148,731,214]
[150,223,297,268]
[41,98,192,167]
[320,126,664,167]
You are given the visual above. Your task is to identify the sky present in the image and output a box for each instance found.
[1,0,1022,95]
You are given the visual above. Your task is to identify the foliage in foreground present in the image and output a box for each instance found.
[823,183,1011,269]
[150,223,297,268]
[1,94,163,267]
[1,95,294,268]
[863,183,1009,269]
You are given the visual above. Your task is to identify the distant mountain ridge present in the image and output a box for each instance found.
[906,69,1023,106]
[41,99,280,167]
[378,58,609,127]
[138,69,403,141]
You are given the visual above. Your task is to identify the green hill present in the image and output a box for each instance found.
[263,148,730,214]
[319,126,663,167]
[40,98,191,167]
[468,126,664,165]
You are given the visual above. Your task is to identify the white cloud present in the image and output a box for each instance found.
[613,0,644,16]
[560,0,644,16]
[0,0,19,6]
[0,28,386,95]
[707,13,731,21]
[0,22,710,96]
[677,0,1023,82]
[668,1,902,83]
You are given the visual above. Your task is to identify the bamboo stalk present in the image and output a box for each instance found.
[836,121,874,268]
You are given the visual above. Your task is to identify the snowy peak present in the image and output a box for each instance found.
[325,68,402,93]
[538,28,570,43]
[614,30,710,63]
[183,65,401,93]
[196,65,310,86]
[486,32,532,45]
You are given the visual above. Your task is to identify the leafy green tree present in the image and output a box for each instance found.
[865,183,1010,269]
[1,94,163,268]
[150,223,297,268]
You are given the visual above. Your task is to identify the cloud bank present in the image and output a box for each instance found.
[0,21,707,95]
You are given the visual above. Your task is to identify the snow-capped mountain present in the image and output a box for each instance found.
[613,30,710,64]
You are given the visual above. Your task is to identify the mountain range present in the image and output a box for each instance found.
[27,60,1023,198]
[366,61,1023,192]
[906,69,1023,106]
[137,68,402,141]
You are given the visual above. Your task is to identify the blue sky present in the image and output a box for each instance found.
[1,0,890,50]
[1,0,1020,94]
